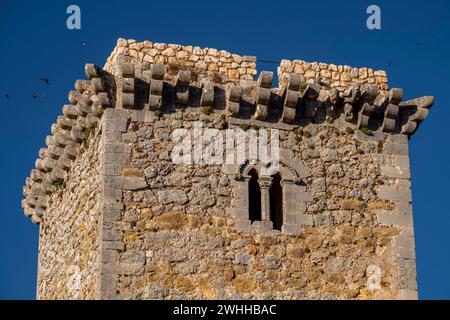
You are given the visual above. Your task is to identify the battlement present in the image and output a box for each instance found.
[24,38,434,300]
[277,59,389,95]
[105,38,390,93]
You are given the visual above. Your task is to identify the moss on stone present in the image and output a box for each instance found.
[360,127,373,136]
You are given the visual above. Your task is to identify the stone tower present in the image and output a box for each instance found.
[22,38,434,300]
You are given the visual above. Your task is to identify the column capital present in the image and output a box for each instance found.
[258,177,272,190]
[258,177,272,222]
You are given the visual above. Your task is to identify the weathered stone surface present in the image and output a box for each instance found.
[383,143,409,156]
[36,133,103,300]
[235,253,252,265]
[377,212,413,226]
[149,211,186,230]
[98,274,117,292]
[398,289,418,300]
[282,224,302,236]
[233,276,257,293]
[102,241,125,250]
[285,213,313,226]
[314,214,334,227]
[381,166,410,179]
[102,263,144,275]
[37,113,420,300]
[122,177,147,190]
[101,229,122,241]
[340,199,365,210]
[29,38,430,301]
[157,189,188,205]
[378,186,412,202]
[122,251,146,265]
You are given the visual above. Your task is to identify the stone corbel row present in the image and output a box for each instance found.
[22,64,112,223]
[368,88,403,133]
[121,63,135,108]
[200,78,214,107]
[111,62,435,136]
[112,62,270,115]
[135,62,436,136]
[398,96,434,135]
[226,83,242,117]
[112,62,434,136]
[341,84,381,129]
[144,63,215,110]
[149,64,165,110]
[223,71,276,119]
[355,85,378,128]
[22,61,434,223]
[254,71,273,120]
[221,71,335,122]
[338,83,433,135]
[280,73,339,123]
[280,73,302,123]
[381,88,403,133]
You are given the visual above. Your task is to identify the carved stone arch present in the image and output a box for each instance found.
[236,154,308,185]
[261,159,302,184]
[241,161,261,180]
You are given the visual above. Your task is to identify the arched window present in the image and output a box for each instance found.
[269,173,283,230]
[248,169,262,222]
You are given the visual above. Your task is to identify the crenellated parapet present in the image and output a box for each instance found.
[22,41,434,224]
[278,59,389,95]
[104,38,257,84]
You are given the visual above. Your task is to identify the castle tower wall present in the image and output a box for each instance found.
[23,38,433,300]
[88,108,416,300]
[37,130,102,299]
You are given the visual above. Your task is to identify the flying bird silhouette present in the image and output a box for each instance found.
[5,93,10,100]
[41,78,50,85]
[32,92,37,98]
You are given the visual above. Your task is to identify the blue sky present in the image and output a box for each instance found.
[0,0,449,299]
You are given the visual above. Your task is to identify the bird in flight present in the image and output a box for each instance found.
[32,92,37,98]
[41,78,50,85]
[81,42,87,47]
[5,93,10,100]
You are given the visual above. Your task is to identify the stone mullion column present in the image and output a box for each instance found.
[258,177,272,222]
[250,177,273,234]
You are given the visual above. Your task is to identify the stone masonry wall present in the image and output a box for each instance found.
[93,108,417,300]
[278,59,389,95]
[26,38,431,300]
[37,129,102,299]
[105,39,389,96]
[104,38,257,84]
